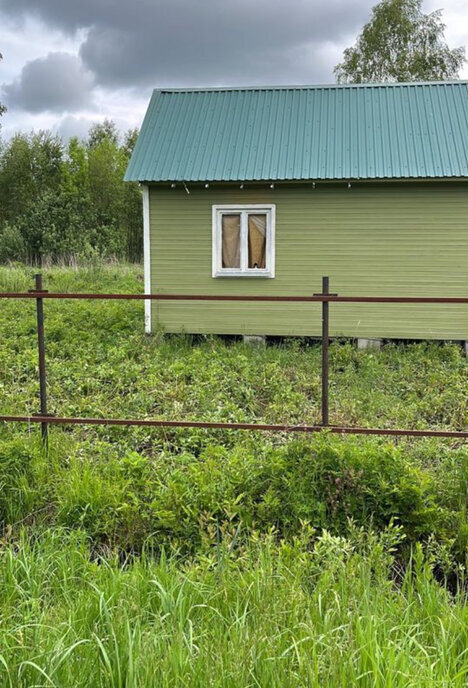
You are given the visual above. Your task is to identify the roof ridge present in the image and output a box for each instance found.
[154,81,468,94]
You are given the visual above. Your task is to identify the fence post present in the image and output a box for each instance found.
[31,273,49,443]
[321,276,329,426]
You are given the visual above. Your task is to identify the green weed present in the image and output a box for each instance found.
[1,265,468,685]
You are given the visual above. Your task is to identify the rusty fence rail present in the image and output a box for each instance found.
[1,274,468,443]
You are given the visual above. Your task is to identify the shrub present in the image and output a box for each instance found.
[0,223,26,263]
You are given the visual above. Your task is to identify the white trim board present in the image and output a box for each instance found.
[142,185,151,333]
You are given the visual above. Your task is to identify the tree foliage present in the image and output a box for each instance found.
[0,122,142,264]
[0,53,6,120]
[335,0,466,83]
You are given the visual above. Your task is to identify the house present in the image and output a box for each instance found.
[124,82,468,341]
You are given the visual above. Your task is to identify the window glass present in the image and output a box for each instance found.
[221,214,241,268]
[248,214,267,269]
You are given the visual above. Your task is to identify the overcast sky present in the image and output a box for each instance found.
[1,0,467,141]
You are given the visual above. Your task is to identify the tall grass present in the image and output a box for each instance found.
[0,528,468,687]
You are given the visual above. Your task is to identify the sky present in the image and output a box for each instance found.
[1,0,467,141]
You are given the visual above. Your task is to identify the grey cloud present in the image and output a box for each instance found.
[54,113,137,141]
[3,52,94,113]
[0,0,372,88]
[0,0,139,34]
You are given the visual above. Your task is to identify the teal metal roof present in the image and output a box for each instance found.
[124,82,468,182]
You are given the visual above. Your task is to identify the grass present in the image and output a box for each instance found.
[1,263,468,685]
[1,528,468,687]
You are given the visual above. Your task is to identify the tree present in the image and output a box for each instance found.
[122,128,139,158]
[0,132,63,226]
[0,118,142,264]
[334,0,466,83]
[86,123,142,261]
[0,53,6,120]
[120,128,143,261]
[87,119,119,149]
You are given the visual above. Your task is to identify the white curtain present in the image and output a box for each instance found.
[222,214,241,268]
[248,214,266,269]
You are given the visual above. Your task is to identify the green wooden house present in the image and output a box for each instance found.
[125,82,468,341]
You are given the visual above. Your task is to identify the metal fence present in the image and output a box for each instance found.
[1,274,468,443]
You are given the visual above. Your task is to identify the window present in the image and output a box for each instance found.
[212,205,275,277]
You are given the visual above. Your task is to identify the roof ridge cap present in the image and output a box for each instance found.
[153,80,468,94]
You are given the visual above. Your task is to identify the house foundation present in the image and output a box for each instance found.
[357,338,382,351]
[243,335,266,345]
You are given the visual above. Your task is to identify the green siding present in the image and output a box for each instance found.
[149,183,468,339]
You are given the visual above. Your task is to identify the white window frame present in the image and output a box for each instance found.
[212,204,276,278]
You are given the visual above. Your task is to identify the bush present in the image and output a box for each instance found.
[0,223,26,262]
[1,432,465,570]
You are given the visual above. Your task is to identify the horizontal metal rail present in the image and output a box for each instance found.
[1,414,468,439]
[1,292,468,303]
[2,276,468,443]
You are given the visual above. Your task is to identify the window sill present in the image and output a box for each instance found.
[213,271,275,279]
